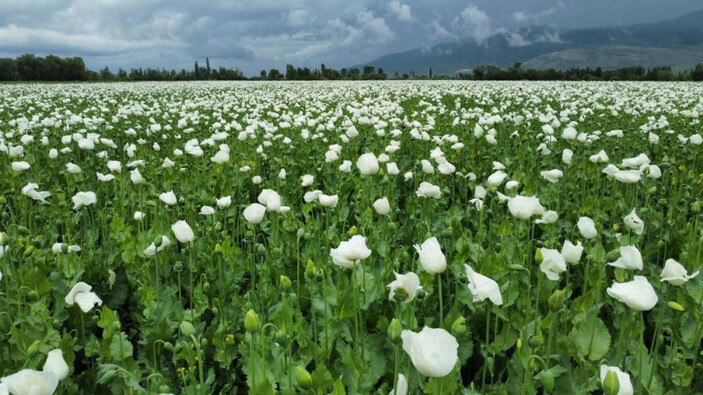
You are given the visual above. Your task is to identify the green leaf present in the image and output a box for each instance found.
[335,287,356,319]
[570,317,610,361]
[109,332,133,361]
[330,377,346,395]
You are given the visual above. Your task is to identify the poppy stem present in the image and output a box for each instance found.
[438,273,443,327]
[482,305,491,388]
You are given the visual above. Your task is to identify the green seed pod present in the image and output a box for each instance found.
[180,321,196,336]
[538,370,555,393]
[602,370,620,395]
[244,310,260,333]
[451,316,468,337]
[388,318,402,344]
[280,275,292,291]
[295,366,313,389]
[667,301,684,312]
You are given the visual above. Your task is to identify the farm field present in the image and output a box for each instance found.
[0,80,701,394]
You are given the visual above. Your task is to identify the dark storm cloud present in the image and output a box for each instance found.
[0,0,701,75]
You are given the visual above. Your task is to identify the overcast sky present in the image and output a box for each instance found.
[1,0,701,76]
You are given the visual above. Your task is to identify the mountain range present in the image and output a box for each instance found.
[356,9,703,75]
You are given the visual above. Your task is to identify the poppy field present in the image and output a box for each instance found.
[0,81,702,394]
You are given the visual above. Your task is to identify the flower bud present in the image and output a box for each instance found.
[304,259,316,279]
[244,309,260,333]
[180,321,196,336]
[451,316,468,337]
[26,340,40,357]
[295,366,313,389]
[602,370,620,395]
[214,243,223,254]
[23,245,36,256]
[387,318,402,344]
[280,275,292,291]
[537,369,555,393]
[101,369,118,382]
[667,301,684,311]
[0,231,8,246]
[509,264,527,271]
[535,248,543,263]
[548,289,566,312]
[349,226,358,235]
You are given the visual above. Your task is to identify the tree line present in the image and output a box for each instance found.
[0,55,246,81]
[459,62,703,81]
[1,54,702,82]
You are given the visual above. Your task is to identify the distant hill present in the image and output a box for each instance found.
[356,9,703,75]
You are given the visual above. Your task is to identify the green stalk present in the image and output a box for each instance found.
[438,273,444,327]
[482,305,491,388]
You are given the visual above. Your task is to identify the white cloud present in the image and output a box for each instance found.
[513,1,565,23]
[0,24,183,55]
[388,0,414,22]
[503,31,530,47]
[286,9,311,27]
[356,10,394,44]
[429,19,455,41]
[452,4,492,42]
